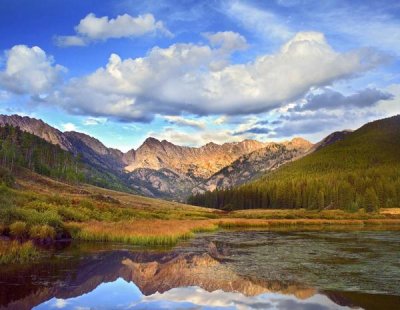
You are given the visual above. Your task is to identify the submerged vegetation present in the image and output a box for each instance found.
[0,240,39,265]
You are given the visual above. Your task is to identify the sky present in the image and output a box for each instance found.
[0,0,399,151]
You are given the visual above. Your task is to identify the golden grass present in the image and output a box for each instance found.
[216,218,400,228]
[5,169,400,247]
[67,220,219,245]
[66,218,400,245]
[0,240,39,264]
[229,208,397,220]
[381,208,400,215]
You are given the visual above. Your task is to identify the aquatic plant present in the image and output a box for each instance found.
[0,241,39,264]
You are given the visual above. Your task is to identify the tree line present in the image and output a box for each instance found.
[0,125,83,182]
[188,166,400,212]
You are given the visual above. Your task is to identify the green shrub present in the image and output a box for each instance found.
[78,199,95,210]
[0,167,14,187]
[9,221,27,238]
[13,208,63,229]
[58,207,89,222]
[29,225,56,240]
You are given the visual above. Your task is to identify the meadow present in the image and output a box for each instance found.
[1,169,400,263]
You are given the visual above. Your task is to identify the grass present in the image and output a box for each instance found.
[0,240,40,264]
[216,218,400,228]
[66,217,400,246]
[67,220,219,245]
[229,209,391,220]
[0,169,400,251]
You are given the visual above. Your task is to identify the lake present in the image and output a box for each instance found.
[1,229,399,309]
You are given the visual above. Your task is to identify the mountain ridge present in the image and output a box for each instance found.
[0,114,314,200]
[189,115,400,210]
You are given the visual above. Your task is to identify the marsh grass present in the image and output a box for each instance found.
[1,171,400,248]
[216,218,400,229]
[229,209,390,220]
[0,240,40,264]
[65,217,400,246]
[67,220,219,246]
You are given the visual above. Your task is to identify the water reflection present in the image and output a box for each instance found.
[1,230,400,310]
[35,278,355,310]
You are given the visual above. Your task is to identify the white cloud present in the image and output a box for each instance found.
[83,117,108,126]
[51,31,387,122]
[138,286,351,309]
[55,35,86,47]
[164,115,205,129]
[203,31,248,53]
[56,13,172,47]
[213,115,228,125]
[224,0,293,41]
[61,122,78,131]
[54,298,68,309]
[0,45,65,95]
[148,127,245,147]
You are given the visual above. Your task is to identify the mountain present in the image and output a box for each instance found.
[0,115,72,150]
[189,115,400,211]
[0,123,134,192]
[128,168,196,199]
[192,138,312,194]
[0,114,314,200]
[309,130,353,153]
[125,137,267,179]
[64,131,126,172]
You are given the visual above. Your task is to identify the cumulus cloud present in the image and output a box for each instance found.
[0,45,65,95]
[164,116,205,129]
[51,31,387,122]
[148,127,244,147]
[56,13,172,47]
[203,31,248,53]
[138,285,350,309]
[294,88,394,111]
[61,122,78,131]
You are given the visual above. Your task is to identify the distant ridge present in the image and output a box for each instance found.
[189,115,400,210]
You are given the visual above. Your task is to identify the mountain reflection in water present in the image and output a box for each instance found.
[35,278,354,310]
[1,230,400,310]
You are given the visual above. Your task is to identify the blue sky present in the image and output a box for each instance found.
[0,0,399,151]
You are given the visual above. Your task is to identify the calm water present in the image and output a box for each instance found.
[0,230,399,310]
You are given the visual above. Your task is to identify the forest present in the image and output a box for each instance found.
[0,125,83,183]
[188,115,400,211]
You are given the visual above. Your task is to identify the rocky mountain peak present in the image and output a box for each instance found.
[285,137,313,150]
[0,114,72,150]
[64,131,121,156]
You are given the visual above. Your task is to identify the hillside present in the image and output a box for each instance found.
[188,115,400,211]
[0,125,133,192]
[192,138,312,194]
[0,114,314,200]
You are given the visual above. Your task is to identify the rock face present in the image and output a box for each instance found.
[193,139,313,194]
[128,168,196,199]
[125,138,267,179]
[0,114,72,150]
[0,114,315,200]
[64,131,126,172]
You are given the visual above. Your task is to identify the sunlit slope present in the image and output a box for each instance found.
[274,114,400,175]
[189,115,400,210]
